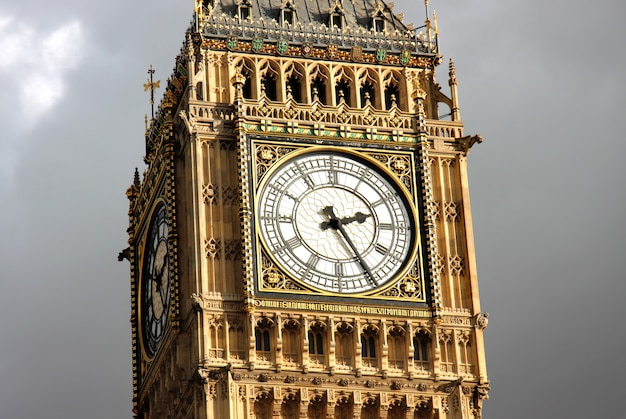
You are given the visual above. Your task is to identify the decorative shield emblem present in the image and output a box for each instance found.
[227,35,238,50]
[400,50,411,65]
[276,40,289,55]
[375,48,387,63]
[351,46,363,61]
[301,43,313,57]
[252,38,264,52]
[326,44,338,58]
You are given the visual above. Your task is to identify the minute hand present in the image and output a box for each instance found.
[322,206,378,286]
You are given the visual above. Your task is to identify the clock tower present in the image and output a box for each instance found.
[124,0,490,418]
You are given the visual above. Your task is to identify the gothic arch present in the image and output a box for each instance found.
[309,64,331,105]
[357,67,381,109]
[233,57,256,99]
[382,69,407,110]
[258,59,281,101]
[284,61,306,103]
[333,66,356,107]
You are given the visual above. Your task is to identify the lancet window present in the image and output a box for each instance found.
[335,68,354,106]
[361,325,379,368]
[282,319,300,365]
[388,326,406,370]
[255,317,274,363]
[383,72,403,110]
[238,0,251,20]
[308,322,326,366]
[310,65,330,105]
[285,63,305,103]
[260,61,279,101]
[413,329,431,372]
[280,0,295,26]
[228,318,246,361]
[335,322,354,367]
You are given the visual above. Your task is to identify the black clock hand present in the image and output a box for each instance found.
[320,211,371,230]
[321,206,378,286]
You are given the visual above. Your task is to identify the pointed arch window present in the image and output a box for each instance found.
[335,323,354,367]
[328,0,345,29]
[238,0,252,20]
[255,317,274,363]
[281,0,296,26]
[228,319,246,361]
[413,329,431,373]
[282,319,300,365]
[361,325,379,368]
[308,322,326,365]
[388,327,405,370]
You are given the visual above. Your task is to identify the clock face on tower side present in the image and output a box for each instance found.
[256,149,416,294]
[141,203,171,358]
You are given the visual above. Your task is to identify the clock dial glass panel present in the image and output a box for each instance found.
[257,151,415,294]
[141,203,171,358]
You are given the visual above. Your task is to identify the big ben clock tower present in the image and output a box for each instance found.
[124,0,490,418]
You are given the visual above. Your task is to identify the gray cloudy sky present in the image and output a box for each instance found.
[0,1,624,418]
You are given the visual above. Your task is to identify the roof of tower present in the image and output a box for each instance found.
[201,0,407,32]
[195,0,439,57]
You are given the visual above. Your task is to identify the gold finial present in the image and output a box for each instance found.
[433,10,438,34]
[143,64,161,120]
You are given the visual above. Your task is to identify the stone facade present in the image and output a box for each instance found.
[125,1,489,417]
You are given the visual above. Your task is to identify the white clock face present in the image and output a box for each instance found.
[257,150,416,294]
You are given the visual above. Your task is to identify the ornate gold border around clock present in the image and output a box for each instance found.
[250,139,427,303]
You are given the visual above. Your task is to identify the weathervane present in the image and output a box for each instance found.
[143,64,161,121]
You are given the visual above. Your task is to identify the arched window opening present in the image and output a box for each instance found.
[335,323,353,367]
[360,80,376,108]
[458,332,473,375]
[236,59,255,99]
[439,331,454,374]
[335,79,352,107]
[254,396,272,419]
[335,398,353,419]
[328,0,345,29]
[311,76,327,104]
[385,84,400,110]
[281,1,295,26]
[281,398,299,419]
[255,318,274,363]
[228,320,245,361]
[282,320,300,364]
[388,327,405,370]
[238,0,252,20]
[208,318,225,359]
[261,74,277,101]
[361,399,379,419]
[308,322,325,365]
[286,75,302,103]
[195,82,203,100]
[413,330,431,372]
[361,325,378,368]
[308,395,326,419]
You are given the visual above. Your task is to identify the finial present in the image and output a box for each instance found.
[133,167,141,188]
[433,10,438,34]
[449,58,457,85]
[143,65,161,121]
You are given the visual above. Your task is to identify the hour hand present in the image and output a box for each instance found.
[320,206,340,230]
[340,212,371,226]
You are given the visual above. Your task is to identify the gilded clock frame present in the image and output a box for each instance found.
[250,137,427,303]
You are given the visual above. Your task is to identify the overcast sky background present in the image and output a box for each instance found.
[0,0,625,418]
